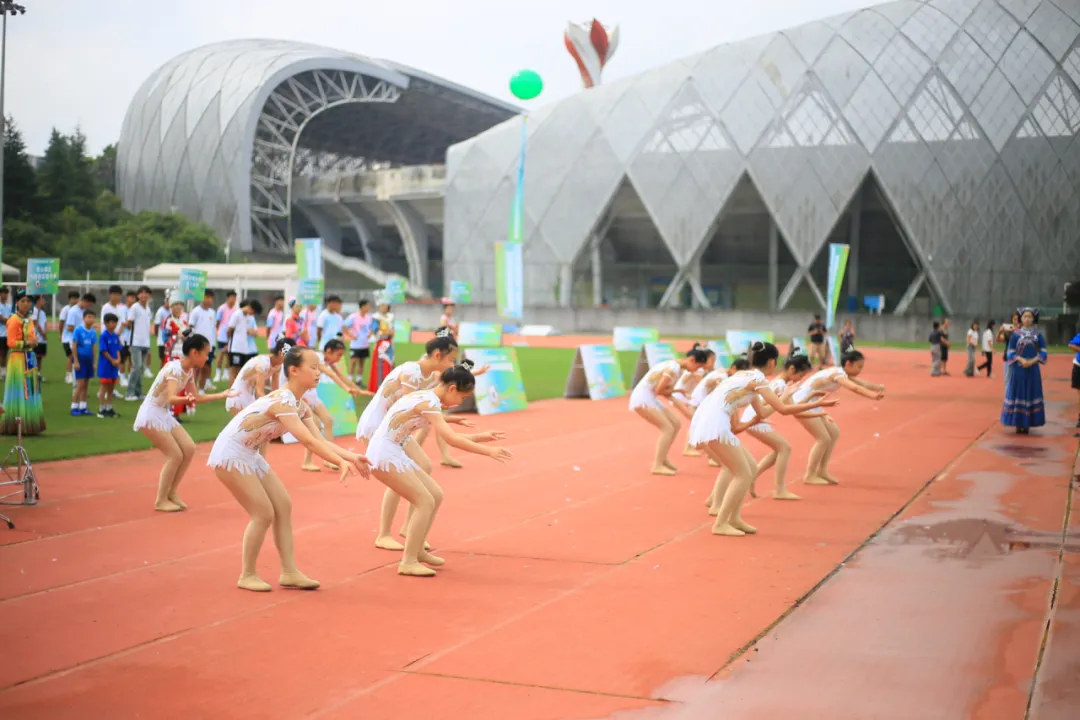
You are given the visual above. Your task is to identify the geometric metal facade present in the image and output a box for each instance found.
[117,39,518,256]
[444,0,1080,316]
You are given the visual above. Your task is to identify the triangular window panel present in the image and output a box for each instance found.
[1015,117,1041,139]
[763,124,797,148]
[698,174,800,310]
[888,117,920,143]
[604,178,683,308]
[906,75,966,143]
[1031,73,1080,137]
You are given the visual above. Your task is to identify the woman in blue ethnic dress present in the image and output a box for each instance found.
[1001,308,1046,435]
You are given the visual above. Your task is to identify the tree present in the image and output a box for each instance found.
[2,116,39,221]
[2,115,225,278]
[36,127,97,219]
[93,144,117,194]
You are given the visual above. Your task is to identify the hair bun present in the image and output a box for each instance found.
[280,342,293,355]
[461,359,475,370]
[751,341,764,351]
[692,342,702,350]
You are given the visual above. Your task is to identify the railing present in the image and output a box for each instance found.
[292,164,446,201]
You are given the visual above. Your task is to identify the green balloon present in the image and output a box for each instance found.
[509,70,543,100]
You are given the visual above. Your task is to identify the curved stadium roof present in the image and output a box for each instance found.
[117,39,519,254]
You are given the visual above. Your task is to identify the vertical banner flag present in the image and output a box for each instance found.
[497,116,527,321]
[826,243,850,330]
[295,238,323,280]
[26,258,60,295]
[449,281,472,304]
[383,275,406,304]
[297,279,325,306]
[177,268,208,302]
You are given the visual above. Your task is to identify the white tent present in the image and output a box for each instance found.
[2,263,20,279]
[142,262,299,300]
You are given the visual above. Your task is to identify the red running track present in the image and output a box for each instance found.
[0,348,1076,719]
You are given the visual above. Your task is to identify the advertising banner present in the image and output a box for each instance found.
[565,344,627,400]
[297,278,325,306]
[725,330,775,355]
[176,268,207,302]
[467,347,528,416]
[706,340,732,369]
[448,281,472,304]
[613,326,659,352]
[458,321,503,347]
[26,258,60,295]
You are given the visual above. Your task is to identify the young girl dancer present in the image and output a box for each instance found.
[791,349,885,486]
[289,338,372,472]
[691,342,838,536]
[207,345,371,592]
[356,330,467,550]
[629,347,710,475]
[671,345,715,457]
[740,353,813,500]
[133,334,236,512]
[226,338,289,415]
[689,355,750,470]
[365,361,512,577]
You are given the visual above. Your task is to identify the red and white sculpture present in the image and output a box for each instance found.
[564,19,619,89]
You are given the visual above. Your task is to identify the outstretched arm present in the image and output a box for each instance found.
[848,376,885,393]
[427,411,512,461]
[837,376,883,399]
[278,412,369,477]
[756,386,839,415]
[322,361,374,396]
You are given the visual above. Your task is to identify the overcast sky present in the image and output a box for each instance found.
[7,0,872,156]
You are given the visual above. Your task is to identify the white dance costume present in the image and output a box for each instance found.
[355,361,436,441]
[688,369,767,447]
[672,368,704,404]
[279,352,326,410]
[365,390,444,473]
[628,360,682,411]
[690,369,727,408]
[789,367,847,416]
[208,388,312,478]
[227,355,272,412]
[132,360,195,433]
[740,377,787,433]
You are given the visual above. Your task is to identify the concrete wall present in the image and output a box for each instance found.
[393,304,931,343]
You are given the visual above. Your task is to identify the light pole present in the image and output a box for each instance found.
[0,2,27,265]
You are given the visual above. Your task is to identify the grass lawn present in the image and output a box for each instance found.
[11,332,1058,463]
[1,338,644,463]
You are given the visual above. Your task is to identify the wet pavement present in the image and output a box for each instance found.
[583,402,1079,720]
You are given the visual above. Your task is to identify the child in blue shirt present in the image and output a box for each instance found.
[97,313,123,418]
[71,310,98,416]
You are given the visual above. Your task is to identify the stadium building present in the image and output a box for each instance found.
[444,0,1080,317]
[116,39,519,298]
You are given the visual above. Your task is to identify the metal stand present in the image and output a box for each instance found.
[0,417,40,529]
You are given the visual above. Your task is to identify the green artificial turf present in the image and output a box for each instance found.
[0,338,644,463]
